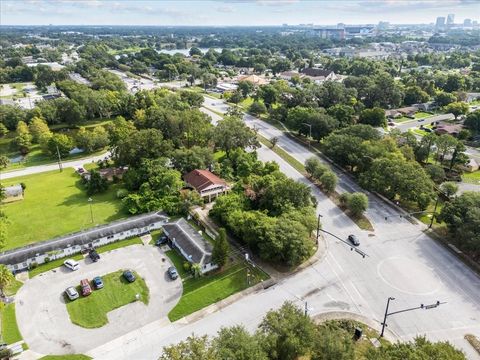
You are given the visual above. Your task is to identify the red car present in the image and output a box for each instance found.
[80,279,92,296]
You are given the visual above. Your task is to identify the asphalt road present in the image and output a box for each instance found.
[84,98,480,359]
[2,152,110,180]
[16,245,182,356]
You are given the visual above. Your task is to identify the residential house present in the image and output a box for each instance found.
[462,158,479,173]
[0,211,169,273]
[82,167,128,181]
[237,74,269,86]
[184,169,230,202]
[385,106,417,118]
[163,218,218,274]
[435,124,463,136]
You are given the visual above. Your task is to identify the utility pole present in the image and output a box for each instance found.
[302,123,312,149]
[429,195,440,229]
[380,297,445,337]
[88,197,94,223]
[56,144,63,172]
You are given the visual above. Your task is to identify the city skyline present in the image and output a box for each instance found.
[1,0,479,26]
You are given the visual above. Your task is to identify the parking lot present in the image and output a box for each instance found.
[15,245,182,355]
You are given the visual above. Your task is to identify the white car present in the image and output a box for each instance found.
[65,286,79,301]
[64,259,79,271]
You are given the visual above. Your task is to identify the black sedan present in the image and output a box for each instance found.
[123,270,136,283]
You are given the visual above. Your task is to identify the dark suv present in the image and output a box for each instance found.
[89,249,100,262]
[167,266,179,280]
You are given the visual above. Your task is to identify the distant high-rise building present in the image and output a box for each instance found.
[464,19,472,27]
[435,16,446,29]
[378,21,390,30]
[447,13,455,25]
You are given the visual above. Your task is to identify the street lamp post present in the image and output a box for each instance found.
[302,123,312,149]
[88,197,94,223]
[429,195,440,229]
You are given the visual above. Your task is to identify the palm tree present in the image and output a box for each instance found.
[0,264,14,297]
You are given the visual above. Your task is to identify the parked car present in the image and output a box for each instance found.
[167,266,179,280]
[123,270,136,283]
[65,286,79,301]
[156,234,168,246]
[88,249,100,262]
[64,259,79,271]
[388,121,395,126]
[76,167,85,174]
[92,276,104,289]
[347,234,360,246]
[417,118,425,122]
[80,279,92,296]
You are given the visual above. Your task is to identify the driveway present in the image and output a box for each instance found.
[15,244,182,355]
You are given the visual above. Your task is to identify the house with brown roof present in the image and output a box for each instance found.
[184,169,230,202]
[435,124,463,136]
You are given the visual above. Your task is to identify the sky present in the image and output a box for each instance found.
[1,0,479,26]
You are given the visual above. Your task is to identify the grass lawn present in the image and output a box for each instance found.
[2,169,125,251]
[0,303,22,344]
[95,237,143,254]
[462,170,480,184]
[415,111,432,119]
[168,263,268,322]
[3,279,23,296]
[39,355,91,360]
[66,270,149,328]
[29,254,84,278]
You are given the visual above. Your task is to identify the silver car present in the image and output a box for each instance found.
[65,286,79,301]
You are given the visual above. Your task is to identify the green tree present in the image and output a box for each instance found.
[443,102,469,120]
[46,133,73,158]
[215,325,268,360]
[404,85,430,105]
[14,121,32,155]
[212,228,230,268]
[249,101,267,115]
[238,80,255,98]
[160,335,216,360]
[425,164,446,184]
[440,181,459,198]
[257,302,318,360]
[319,171,337,194]
[0,123,8,137]
[464,110,480,133]
[346,192,369,217]
[438,191,480,257]
[171,146,214,174]
[214,116,259,154]
[0,264,14,296]
[114,129,173,167]
[366,336,466,360]
[359,107,387,127]
[434,91,457,107]
[86,170,109,196]
[28,116,51,144]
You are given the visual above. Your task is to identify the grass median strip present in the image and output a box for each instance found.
[258,135,306,175]
[66,270,149,328]
[0,303,22,344]
[39,355,92,360]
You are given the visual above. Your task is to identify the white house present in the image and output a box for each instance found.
[163,218,218,274]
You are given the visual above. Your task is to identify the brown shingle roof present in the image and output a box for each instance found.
[184,169,227,192]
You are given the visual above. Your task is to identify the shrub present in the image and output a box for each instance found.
[116,189,129,199]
